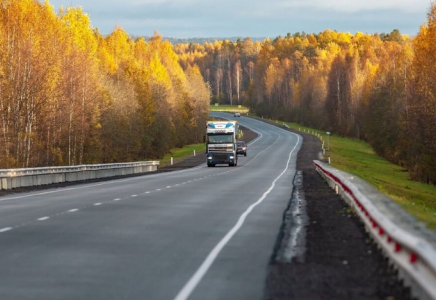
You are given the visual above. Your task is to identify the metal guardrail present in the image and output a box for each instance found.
[0,161,160,190]
[314,160,436,300]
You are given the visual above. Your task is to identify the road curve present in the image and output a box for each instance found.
[0,112,302,300]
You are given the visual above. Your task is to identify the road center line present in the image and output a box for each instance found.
[174,133,301,300]
[0,227,12,233]
[68,209,79,213]
[37,217,50,221]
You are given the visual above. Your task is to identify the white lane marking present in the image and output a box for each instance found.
[94,203,102,206]
[166,186,171,188]
[156,189,161,191]
[114,198,121,201]
[37,217,50,221]
[145,192,150,194]
[68,209,79,213]
[174,133,301,300]
[0,227,12,233]
[131,195,138,197]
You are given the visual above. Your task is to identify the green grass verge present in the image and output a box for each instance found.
[210,104,249,113]
[158,143,206,168]
[277,119,436,230]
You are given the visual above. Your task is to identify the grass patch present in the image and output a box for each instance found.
[159,112,436,230]
[210,104,250,113]
[158,143,205,168]
[260,116,436,229]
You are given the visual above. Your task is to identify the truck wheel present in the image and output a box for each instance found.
[208,163,215,167]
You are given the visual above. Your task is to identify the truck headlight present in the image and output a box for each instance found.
[207,156,213,160]
[230,156,234,159]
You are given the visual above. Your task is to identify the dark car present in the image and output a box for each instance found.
[236,141,247,156]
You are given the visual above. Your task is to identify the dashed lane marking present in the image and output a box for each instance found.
[94,203,102,206]
[37,217,50,221]
[0,227,12,233]
[68,209,79,213]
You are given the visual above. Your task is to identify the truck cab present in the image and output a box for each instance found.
[205,121,239,167]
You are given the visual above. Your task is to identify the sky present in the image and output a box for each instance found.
[47,0,432,38]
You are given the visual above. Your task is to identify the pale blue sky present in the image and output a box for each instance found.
[46,0,432,38]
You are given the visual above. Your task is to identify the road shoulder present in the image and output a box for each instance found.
[265,129,411,300]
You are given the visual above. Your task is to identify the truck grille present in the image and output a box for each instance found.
[214,153,228,161]
[209,145,233,153]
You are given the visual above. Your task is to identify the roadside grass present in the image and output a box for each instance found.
[158,143,205,168]
[210,104,249,113]
[281,120,436,229]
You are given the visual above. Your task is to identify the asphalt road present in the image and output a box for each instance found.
[0,112,301,300]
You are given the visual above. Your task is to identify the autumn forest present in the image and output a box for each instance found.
[0,0,210,168]
[1,1,436,185]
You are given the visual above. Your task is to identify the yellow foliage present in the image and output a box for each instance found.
[60,6,97,55]
[150,52,172,91]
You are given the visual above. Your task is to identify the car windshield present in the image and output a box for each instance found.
[237,141,244,146]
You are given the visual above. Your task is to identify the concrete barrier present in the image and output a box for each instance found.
[0,161,159,190]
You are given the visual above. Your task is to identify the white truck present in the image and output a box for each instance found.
[205,121,239,167]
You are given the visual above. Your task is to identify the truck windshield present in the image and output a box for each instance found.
[207,134,234,144]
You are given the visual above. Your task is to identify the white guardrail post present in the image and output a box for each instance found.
[0,161,160,190]
[313,160,436,300]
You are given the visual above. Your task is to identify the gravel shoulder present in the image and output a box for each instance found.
[265,126,411,300]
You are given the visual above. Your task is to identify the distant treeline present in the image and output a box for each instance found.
[175,4,436,184]
[0,0,210,168]
[139,37,267,45]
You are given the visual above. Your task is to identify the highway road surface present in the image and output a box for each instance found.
[0,112,302,300]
